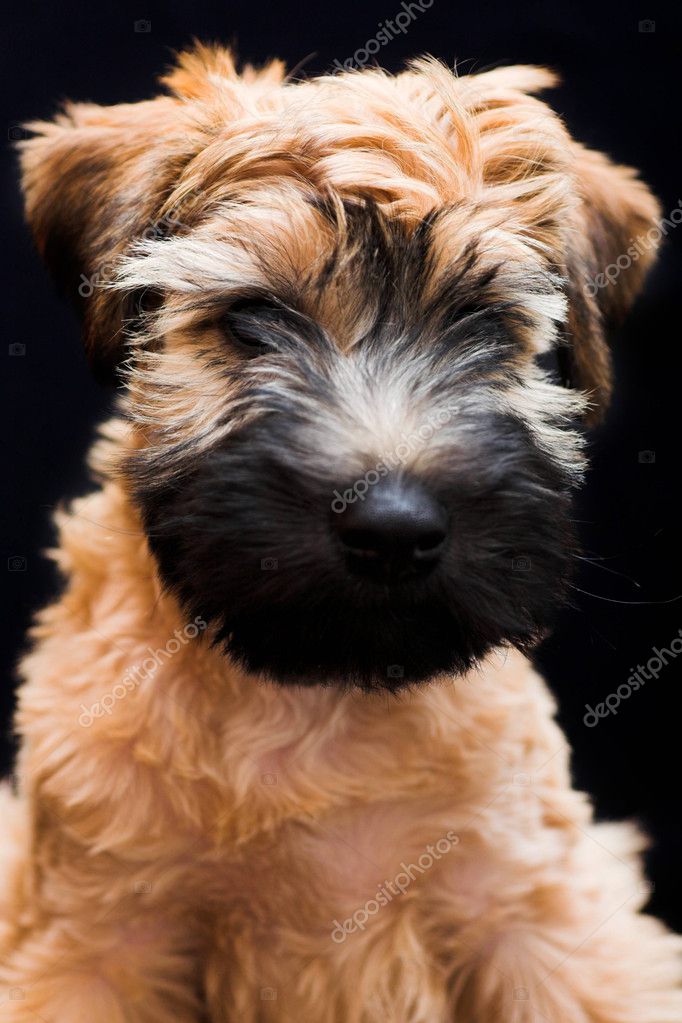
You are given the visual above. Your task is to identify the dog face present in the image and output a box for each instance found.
[19,47,660,687]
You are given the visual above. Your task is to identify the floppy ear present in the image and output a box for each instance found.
[563,145,661,423]
[18,95,199,379]
[406,61,662,423]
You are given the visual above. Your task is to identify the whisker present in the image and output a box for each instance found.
[573,555,641,588]
[569,583,682,607]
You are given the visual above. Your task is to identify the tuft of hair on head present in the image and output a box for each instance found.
[161,40,286,100]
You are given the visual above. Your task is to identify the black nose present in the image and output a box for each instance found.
[333,477,448,582]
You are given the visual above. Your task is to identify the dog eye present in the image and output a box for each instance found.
[220,298,284,357]
[128,287,163,320]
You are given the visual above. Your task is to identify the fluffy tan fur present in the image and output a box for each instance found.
[2,46,679,1021]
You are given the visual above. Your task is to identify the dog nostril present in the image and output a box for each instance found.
[333,477,448,581]
[415,530,446,552]
[339,528,385,557]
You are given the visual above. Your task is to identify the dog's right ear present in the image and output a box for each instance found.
[18,96,199,380]
[561,144,661,423]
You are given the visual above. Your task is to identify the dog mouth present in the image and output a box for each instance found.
[149,545,570,690]
[140,479,573,690]
[216,591,542,689]
[223,477,547,688]
[135,412,578,690]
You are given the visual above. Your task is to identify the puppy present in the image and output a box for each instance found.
[1,45,680,1022]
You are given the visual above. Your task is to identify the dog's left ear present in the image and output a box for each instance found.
[18,96,198,380]
[563,144,661,422]
[404,61,662,424]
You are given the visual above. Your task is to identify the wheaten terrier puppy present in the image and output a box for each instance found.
[1,44,680,1022]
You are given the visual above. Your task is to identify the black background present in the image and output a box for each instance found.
[1,1,680,930]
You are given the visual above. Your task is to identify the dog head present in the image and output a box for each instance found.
[19,46,661,687]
